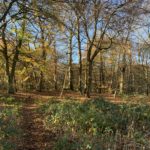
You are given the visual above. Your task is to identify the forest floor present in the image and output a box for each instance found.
[17,97,55,150]
[7,90,150,105]
[15,92,120,150]
[0,91,150,149]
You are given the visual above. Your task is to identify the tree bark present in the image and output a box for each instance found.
[86,60,93,98]
[119,70,124,95]
[38,18,46,92]
[145,59,149,96]
[8,75,15,94]
[39,71,44,92]
[68,31,74,90]
[99,52,105,93]
[53,41,58,90]
[1,17,22,94]
[77,17,82,94]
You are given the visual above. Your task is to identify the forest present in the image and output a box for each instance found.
[0,0,150,149]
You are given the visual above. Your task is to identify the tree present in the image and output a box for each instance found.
[80,1,132,97]
[0,1,27,93]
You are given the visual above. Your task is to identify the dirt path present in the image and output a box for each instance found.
[17,98,55,150]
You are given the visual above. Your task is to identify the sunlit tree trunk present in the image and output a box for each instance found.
[68,31,74,90]
[77,17,83,94]
[2,16,25,94]
[119,53,126,95]
[53,41,58,90]
[38,18,46,92]
[119,70,124,94]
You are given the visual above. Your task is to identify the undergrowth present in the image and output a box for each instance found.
[0,96,22,150]
[39,98,150,150]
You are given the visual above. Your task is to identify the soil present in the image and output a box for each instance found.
[17,97,55,150]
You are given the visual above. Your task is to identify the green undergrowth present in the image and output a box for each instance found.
[0,96,22,150]
[39,98,150,150]
[0,96,23,106]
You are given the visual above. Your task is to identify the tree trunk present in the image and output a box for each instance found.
[78,59,82,93]
[54,62,58,90]
[99,52,105,93]
[84,62,87,95]
[1,6,26,94]
[1,19,15,94]
[38,18,46,92]
[68,31,74,90]
[119,71,124,95]
[119,51,126,95]
[77,17,82,94]
[8,75,15,94]
[145,59,149,96]
[54,42,58,90]
[86,60,93,98]
[68,59,74,90]
[39,71,44,92]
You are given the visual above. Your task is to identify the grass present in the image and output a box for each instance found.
[0,96,22,150]
[39,98,150,150]
[0,94,150,149]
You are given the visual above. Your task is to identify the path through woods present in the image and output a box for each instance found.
[0,91,126,150]
[17,97,55,150]
[16,92,123,149]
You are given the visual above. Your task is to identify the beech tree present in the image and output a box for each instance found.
[77,1,136,97]
[0,0,149,97]
[0,1,28,93]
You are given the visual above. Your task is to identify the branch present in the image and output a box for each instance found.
[0,0,17,23]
